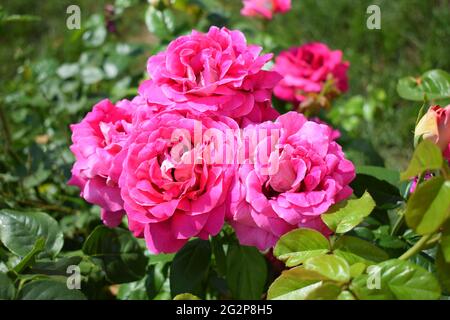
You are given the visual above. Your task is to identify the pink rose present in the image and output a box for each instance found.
[273,43,349,106]
[144,26,281,125]
[241,0,291,19]
[227,112,355,250]
[68,99,136,227]
[415,105,450,161]
[118,109,239,253]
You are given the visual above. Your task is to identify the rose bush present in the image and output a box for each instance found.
[2,0,450,302]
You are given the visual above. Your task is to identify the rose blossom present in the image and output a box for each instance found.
[241,0,291,20]
[227,112,355,250]
[273,42,349,107]
[415,105,450,161]
[144,26,281,125]
[118,109,239,253]
[68,99,136,227]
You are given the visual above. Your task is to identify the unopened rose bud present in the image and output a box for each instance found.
[415,105,450,154]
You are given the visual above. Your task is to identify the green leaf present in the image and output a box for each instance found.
[118,261,170,300]
[0,272,15,300]
[57,63,79,79]
[30,256,83,276]
[117,278,149,300]
[321,191,376,233]
[350,259,441,300]
[274,228,330,267]
[404,177,450,235]
[148,262,170,300]
[145,6,172,39]
[303,255,351,283]
[148,253,175,265]
[0,209,64,258]
[82,226,147,284]
[303,282,342,300]
[337,290,356,300]
[397,69,450,101]
[333,236,389,265]
[400,140,443,180]
[373,225,407,249]
[351,174,403,209]
[440,220,450,263]
[170,239,211,298]
[81,66,103,85]
[356,166,400,186]
[226,244,267,300]
[12,238,45,274]
[173,293,201,300]
[18,279,86,300]
[211,236,227,276]
[82,15,106,47]
[436,247,450,293]
[349,263,367,278]
[267,267,328,300]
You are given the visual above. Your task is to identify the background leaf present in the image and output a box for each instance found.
[226,244,267,300]
[170,239,211,298]
[404,177,450,235]
[18,279,86,300]
[350,259,441,300]
[397,69,450,101]
[0,272,15,300]
[333,235,389,265]
[400,140,443,180]
[0,209,63,258]
[82,226,147,284]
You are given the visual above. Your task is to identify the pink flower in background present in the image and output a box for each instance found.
[415,105,450,161]
[145,26,282,125]
[68,99,136,227]
[241,0,291,19]
[227,112,355,250]
[409,173,433,193]
[118,110,239,253]
[273,42,349,105]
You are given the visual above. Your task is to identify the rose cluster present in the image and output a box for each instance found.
[69,26,355,253]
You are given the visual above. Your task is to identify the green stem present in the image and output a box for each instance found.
[390,213,404,236]
[399,234,433,260]
[425,233,441,247]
